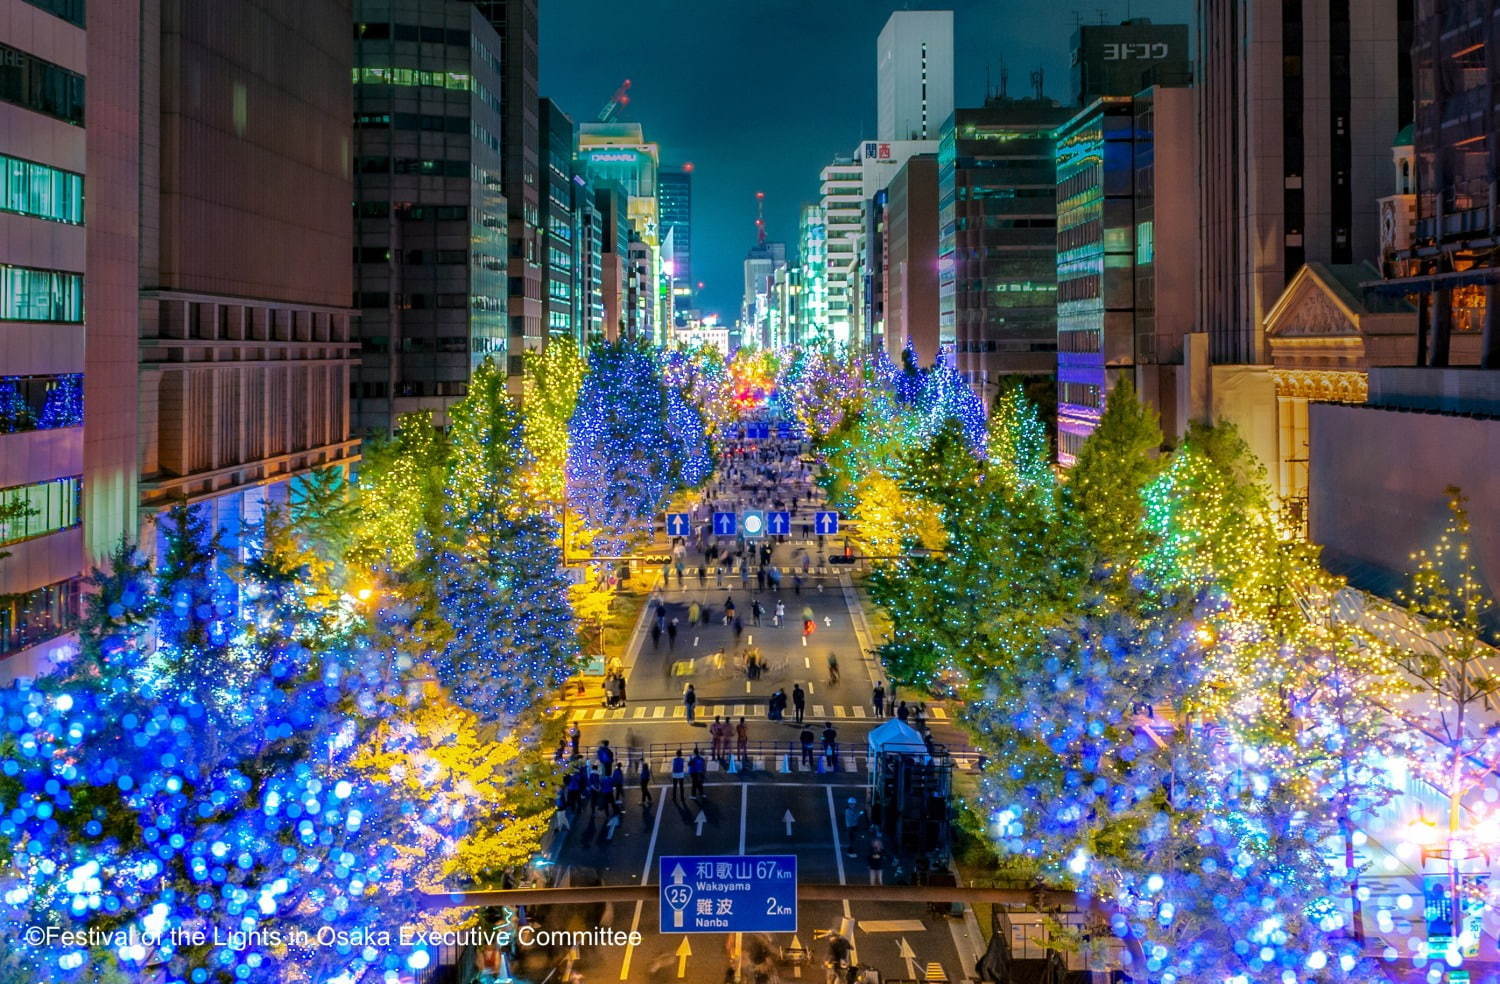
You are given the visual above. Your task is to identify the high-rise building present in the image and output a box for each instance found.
[819,140,937,349]
[539,98,576,341]
[1197,0,1410,364]
[3,0,357,680]
[1,0,91,675]
[884,154,941,364]
[938,102,1069,396]
[876,10,955,142]
[1374,0,1499,369]
[474,0,541,378]
[596,180,629,340]
[572,167,605,344]
[578,121,664,343]
[797,204,828,344]
[659,165,693,304]
[742,240,787,347]
[1055,88,1198,465]
[1070,18,1191,105]
[351,2,508,433]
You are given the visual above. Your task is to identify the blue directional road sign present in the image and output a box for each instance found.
[777,420,792,438]
[741,510,766,538]
[766,511,791,536]
[665,512,692,537]
[712,512,737,536]
[814,511,840,535]
[659,855,797,934]
[745,422,770,441]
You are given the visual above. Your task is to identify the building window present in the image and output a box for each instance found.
[1,154,83,224]
[0,43,85,125]
[0,373,83,433]
[22,0,85,26]
[0,577,81,655]
[0,475,82,546]
[0,266,83,322]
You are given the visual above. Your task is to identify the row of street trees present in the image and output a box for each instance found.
[795,359,1497,982]
[0,342,713,983]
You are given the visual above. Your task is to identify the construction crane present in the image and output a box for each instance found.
[755,191,767,245]
[597,79,632,123]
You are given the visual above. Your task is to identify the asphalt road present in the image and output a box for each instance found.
[538,436,982,984]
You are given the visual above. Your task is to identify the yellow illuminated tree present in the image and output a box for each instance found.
[521,337,587,510]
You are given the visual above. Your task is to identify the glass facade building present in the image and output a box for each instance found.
[352,1,509,432]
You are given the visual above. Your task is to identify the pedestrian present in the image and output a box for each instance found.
[867,838,887,885]
[715,565,724,587]
[597,739,615,770]
[710,715,724,759]
[668,617,679,651]
[684,683,697,723]
[698,565,707,586]
[799,726,816,768]
[822,722,838,769]
[689,747,707,798]
[650,622,662,651]
[897,701,909,723]
[827,651,840,684]
[639,758,653,807]
[688,600,701,625]
[611,762,626,809]
[775,600,785,627]
[701,602,713,626]
[873,681,885,717]
[842,797,863,857]
[736,717,749,761]
[751,599,763,626]
[733,616,743,643]
[802,618,814,647]
[568,723,581,756]
[554,738,567,763]
[792,684,805,724]
[757,567,767,591]
[670,749,686,801]
[618,676,628,704]
[887,681,898,716]
[793,573,802,595]
[724,595,736,623]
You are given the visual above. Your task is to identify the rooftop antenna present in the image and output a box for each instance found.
[1000,57,1009,101]
[1097,7,1108,23]
[755,191,767,245]
[1031,67,1045,102]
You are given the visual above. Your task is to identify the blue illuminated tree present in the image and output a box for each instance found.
[567,339,675,548]
[37,374,82,429]
[664,374,713,489]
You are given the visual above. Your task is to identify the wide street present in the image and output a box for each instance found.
[538,433,984,984]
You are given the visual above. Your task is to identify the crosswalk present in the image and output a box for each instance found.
[559,702,951,724]
[629,751,983,775]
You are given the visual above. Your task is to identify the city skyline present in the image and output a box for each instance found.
[540,0,1190,318]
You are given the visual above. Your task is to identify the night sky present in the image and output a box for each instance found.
[540,0,1190,321]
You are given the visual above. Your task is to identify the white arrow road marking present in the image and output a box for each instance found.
[783,809,795,836]
[694,810,707,836]
[898,937,918,980]
[675,937,692,978]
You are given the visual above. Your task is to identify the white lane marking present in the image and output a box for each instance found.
[812,705,826,717]
[834,706,847,718]
[620,785,668,981]
[852,706,867,718]
[825,786,847,887]
[653,706,665,719]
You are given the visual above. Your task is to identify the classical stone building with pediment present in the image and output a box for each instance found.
[1260,261,1419,531]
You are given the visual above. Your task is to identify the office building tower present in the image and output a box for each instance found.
[474,0,541,377]
[578,121,663,343]
[742,240,787,347]
[659,165,693,303]
[1197,0,1409,364]
[3,0,357,679]
[539,97,576,340]
[351,2,508,433]
[596,180,629,340]
[1055,88,1198,465]
[938,101,1069,396]
[797,204,828,344]
[572,167,605,344]
[1,0,90,674]
[1374,0,1499,369]
[1070,18,1190,105]
[884,153,941,364]
[876,10,954,142]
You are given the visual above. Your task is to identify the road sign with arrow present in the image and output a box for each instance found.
[659,855,798,933]
[665,512,692,537]
[815,511,839,535]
